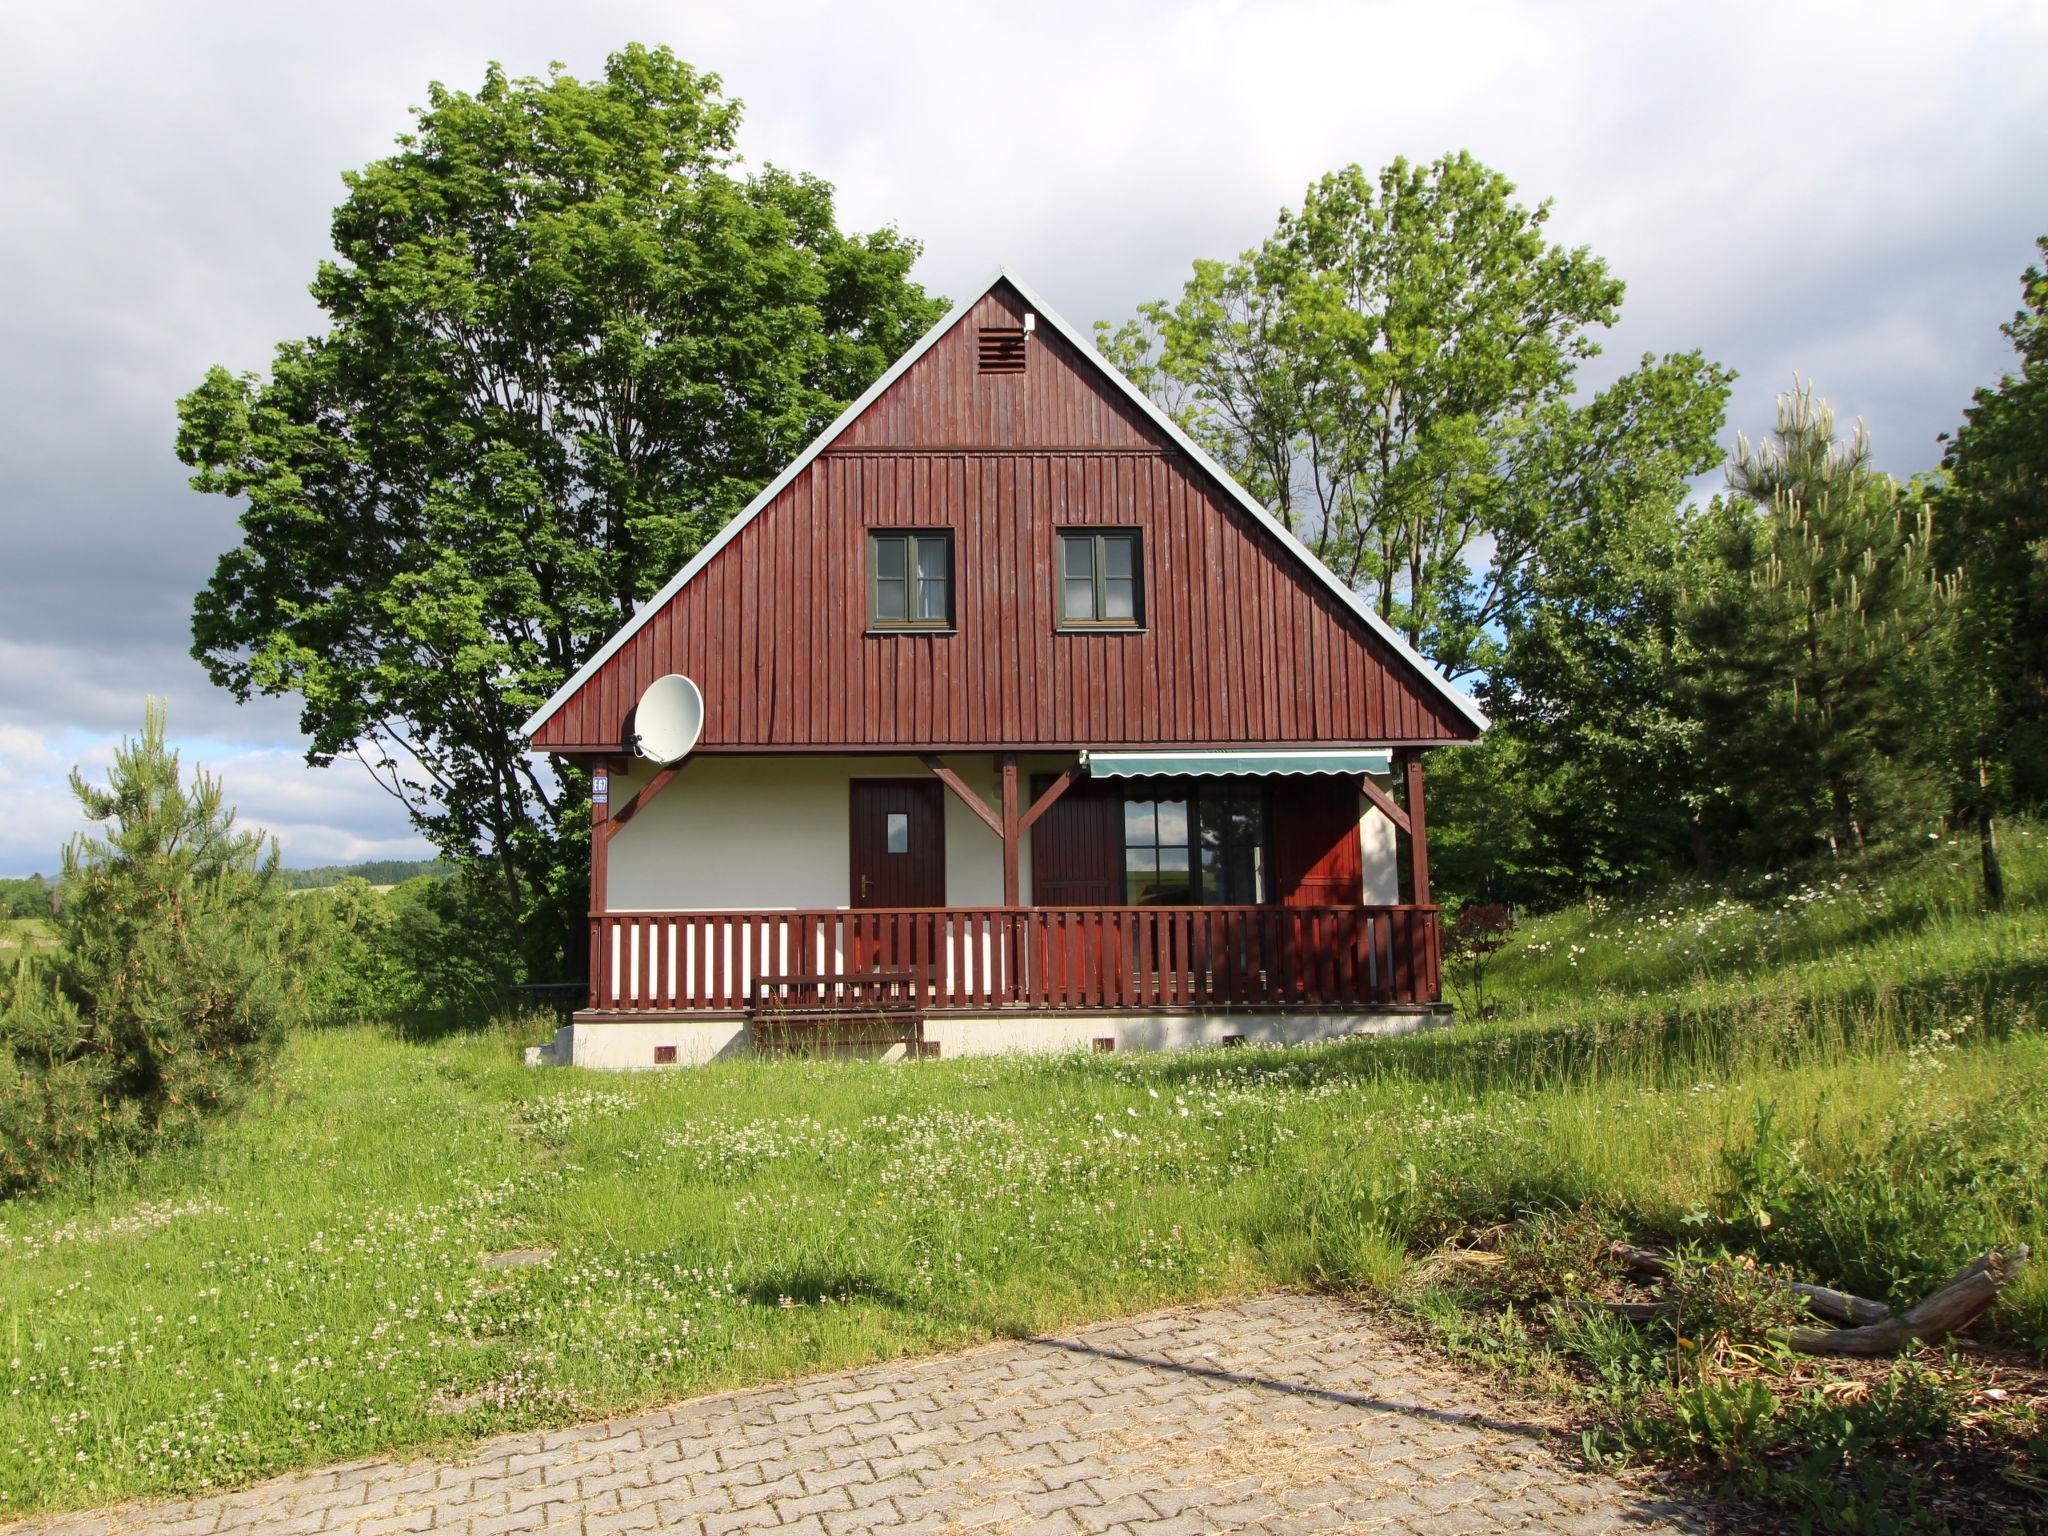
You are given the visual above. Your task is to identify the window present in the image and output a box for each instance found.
[1118,784,1268,907]
[1123,797,1193,904]
[1057,530,1142,628]
[868,530,952,630]
[885,812,909,854]
[1197,783,1268,905]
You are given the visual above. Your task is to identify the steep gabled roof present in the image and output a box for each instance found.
[519,268,1486,741]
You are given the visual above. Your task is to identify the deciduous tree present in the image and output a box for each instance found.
[1934,237,2048,904]
[176,46,945,969]
[1097,152,1729,678]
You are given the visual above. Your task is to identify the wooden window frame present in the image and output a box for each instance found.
[1054,527,1145,631]
[867,529,955,633]
[1115,779,1274,907]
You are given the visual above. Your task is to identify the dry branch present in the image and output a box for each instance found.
[1777,1247,2030,1357]
[1609,1242,1892,1327]
[1604,1242,2029,1357]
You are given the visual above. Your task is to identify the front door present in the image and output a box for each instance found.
[849,779,946,908]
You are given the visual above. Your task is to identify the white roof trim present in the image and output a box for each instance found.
[521,267,1487,741]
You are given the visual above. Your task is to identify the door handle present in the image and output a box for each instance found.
[860,875,871,899]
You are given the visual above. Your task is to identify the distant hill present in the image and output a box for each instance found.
[277,858,453,891]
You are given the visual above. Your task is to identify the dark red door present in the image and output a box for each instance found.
[849,779,946,908]
[1028,774,1122,906]
[1273,777,1365,906]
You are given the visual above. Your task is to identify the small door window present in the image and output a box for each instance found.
[885,812,909,853]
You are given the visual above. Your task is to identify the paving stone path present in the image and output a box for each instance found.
[8,1293,1711,1536]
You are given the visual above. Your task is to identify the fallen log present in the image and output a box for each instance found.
[1609,1242,1892,1327]
[1776,1247,2029,1358]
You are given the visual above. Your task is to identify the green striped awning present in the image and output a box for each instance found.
[1082,748,1393,779]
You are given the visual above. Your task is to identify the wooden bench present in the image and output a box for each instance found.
[747,974,927,1057]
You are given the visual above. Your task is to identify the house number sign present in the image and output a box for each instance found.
[593,772,608,806]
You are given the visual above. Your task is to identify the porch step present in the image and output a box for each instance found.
[748,1014,926,1058]
[748,972,926,1058]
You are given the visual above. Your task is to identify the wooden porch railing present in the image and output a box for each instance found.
[587,906,1440,1014]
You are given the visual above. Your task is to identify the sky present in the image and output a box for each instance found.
[1,0,2044,876]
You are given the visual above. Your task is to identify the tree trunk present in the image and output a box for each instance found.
[1687,815,1715,877]
[1978,762,2006,912]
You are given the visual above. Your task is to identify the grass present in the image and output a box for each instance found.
[0,826,2044,1521]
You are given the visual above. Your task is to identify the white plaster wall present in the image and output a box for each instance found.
[545,1007,1449,1070]
[1360,775,1401,905]
[606,753,1078,911]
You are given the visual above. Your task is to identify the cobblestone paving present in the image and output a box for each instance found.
[8,1293,1711,1536]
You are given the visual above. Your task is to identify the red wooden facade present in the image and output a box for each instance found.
[530,272,1474,1021]
[528,281,1477,757]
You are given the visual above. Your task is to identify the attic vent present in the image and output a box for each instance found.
[978,326,1027,373]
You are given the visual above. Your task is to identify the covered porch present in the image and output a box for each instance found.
[588,901,1441,1016]
[580,745,1443,1033]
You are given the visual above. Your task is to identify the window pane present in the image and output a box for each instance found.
[1158,847,1190,874]
[916,560,949,622]
[886,812,909,854]
[1103,577,1135,621]
[1155,800,1189,846]
[874,536,905,579]
[874,576,907,622]
[1197,786,1267,906]
[1124,847,1157,873]
[1123,799,1155,846]
[1103,535,1134,579]
[916,537,947,581]
[1063,577,1096,621]
[1062,534,1093,579]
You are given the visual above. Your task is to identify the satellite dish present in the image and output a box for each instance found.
[633,674,704,765]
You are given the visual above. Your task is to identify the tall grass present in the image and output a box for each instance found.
[0,828,2041,1517]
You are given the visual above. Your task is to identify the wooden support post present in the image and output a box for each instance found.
[1000,752,1020,907]
[609,761,686,829]
[1358,771,1411,835]
[1019,759,1084,834]
[588,760,611,1006]
[1402,749,1431,907]
[917,753,1005,837]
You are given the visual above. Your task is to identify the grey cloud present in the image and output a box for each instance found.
[2,0,2044,874]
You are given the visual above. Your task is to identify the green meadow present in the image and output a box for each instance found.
[1,826,2042,1518]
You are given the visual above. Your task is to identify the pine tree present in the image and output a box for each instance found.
[1,702,296,1190]
[1687,382,1956,859]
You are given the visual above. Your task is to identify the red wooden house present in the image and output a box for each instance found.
[519,270,1484,1066]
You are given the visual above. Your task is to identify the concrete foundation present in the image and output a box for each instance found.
[534,1007,1449,1071]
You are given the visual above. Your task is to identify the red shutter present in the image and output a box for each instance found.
[1028,775,1122,906]
[1273,777,1364,906]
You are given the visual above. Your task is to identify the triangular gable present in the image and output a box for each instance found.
[520,268,1486,743]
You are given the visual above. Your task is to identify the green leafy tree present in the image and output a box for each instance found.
[1934,237,2048,905]
[1096,152,1730,677]
[1,703,294,1192]
[1461,358,1734,899]
[175,46,945,971]
[1686,383,1956,859]
[0,875,52,921]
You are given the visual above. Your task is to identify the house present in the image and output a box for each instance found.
[519,270,1485,1067]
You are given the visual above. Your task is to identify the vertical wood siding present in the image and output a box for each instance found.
[533,280,1474,753]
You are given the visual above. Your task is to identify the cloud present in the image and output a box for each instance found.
[2,0,2045,872]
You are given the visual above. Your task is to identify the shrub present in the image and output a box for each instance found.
[0,703,296,1194]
